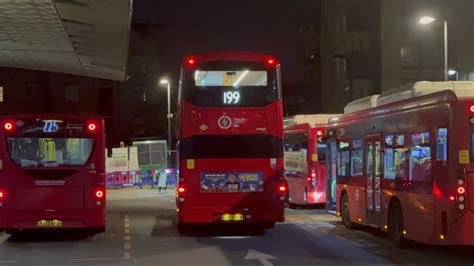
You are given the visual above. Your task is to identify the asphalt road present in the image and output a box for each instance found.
[0,188,472,266]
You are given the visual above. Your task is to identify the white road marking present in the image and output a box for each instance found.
[123,252,131,259]
[123,215,132,259]
[245,249,277,266]
[0,234,10,244]
[71,257,129,262]
[307,225,317,229]
[349,241,364,247]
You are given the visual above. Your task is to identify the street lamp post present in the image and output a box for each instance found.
[159,79,172,161]
[419,16,448,81]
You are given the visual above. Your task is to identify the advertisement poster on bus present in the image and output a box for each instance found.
[200,172,264,193]
[284,151,307,177]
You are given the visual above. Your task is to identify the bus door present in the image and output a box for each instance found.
[326,140,338,211]
[365,135,382,225]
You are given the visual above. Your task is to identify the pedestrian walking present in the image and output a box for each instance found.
[158,160,167,191]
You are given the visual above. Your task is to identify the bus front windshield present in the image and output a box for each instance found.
[184,61,280,107]
[5,119,94,168]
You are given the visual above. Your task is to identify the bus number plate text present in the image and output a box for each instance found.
[37,219,63,227]
[220,214,244,221]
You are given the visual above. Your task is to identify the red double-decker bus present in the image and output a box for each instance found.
[176,51,286,227]
[283,115,334,208]
[0,115,106,234]
[327,81,474,246]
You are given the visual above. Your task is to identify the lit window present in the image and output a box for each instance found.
[437,128,448,161]
[0,86,3,102]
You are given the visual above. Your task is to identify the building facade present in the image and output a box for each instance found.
[0,67,118,147]
[321,0,474,112]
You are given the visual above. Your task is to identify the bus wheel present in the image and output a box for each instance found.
[389,201,408,248]
[341,193,356,229]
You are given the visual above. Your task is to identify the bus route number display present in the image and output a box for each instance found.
[43,120,59,133]
[223,90,240,105]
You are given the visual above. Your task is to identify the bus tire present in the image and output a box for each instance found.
[341,193,357,229]
[388,200,408,248]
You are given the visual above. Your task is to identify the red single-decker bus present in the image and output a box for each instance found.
[0,115,106,233]
[176,51,286,227]
[327,82,474,246]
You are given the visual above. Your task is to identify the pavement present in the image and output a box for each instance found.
[0,188,471,265]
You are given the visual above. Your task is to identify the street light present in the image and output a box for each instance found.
[419,16,449,81]
[159,78,172,160]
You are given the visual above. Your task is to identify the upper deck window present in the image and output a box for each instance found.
[5,119,94,168]
[195,71,267,87]
[183,61,280,107]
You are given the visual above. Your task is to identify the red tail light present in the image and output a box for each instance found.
[185,57,197,67]
[433,183,443,199]
[178,187,186,193]
[469,104,474,114]
[4,122,13,131]
[317,130,323,136]
[95,189,104,199]
[87,123,97,132]
[278,185,287,192]
[306,177,311,181]
[265,57,278,67]
[0,190,5,200]
[457,186,466,194]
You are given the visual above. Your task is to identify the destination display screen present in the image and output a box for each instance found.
[184,62,280,107]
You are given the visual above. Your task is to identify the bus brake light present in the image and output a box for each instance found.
[4,122,13,131]
[87,123,97,132]
[278,185,287,192]
[95,189,104,199]
[185,57,197,67]
[178,187,186,193]
[457,186,466,194]
[469,104,474,113]
[0,190,5,199]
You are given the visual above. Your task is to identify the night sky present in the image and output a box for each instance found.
[133,0,320,92]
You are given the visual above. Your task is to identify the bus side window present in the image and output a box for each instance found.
[350,148,363,176]
[317,142,326,162]
[436,128,448,161]
[384,148,395,180]
[337,150,350,177]
[409,132,432,182]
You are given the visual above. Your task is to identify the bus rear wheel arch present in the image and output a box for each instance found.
[388,198,408,248]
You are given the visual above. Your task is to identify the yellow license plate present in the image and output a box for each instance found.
[37,219,63,227]
[221,214,244,221]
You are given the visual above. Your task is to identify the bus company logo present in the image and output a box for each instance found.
[218,115,232,129]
